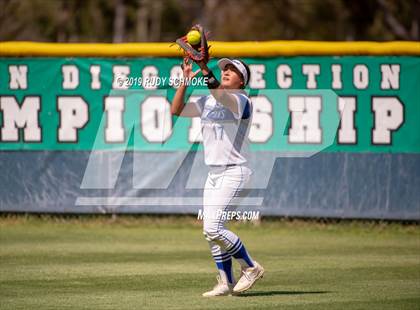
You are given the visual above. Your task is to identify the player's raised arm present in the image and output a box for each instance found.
[171,58,201,117]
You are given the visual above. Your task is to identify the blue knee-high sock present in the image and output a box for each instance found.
[227,239,255,268]
[213,252,234,284]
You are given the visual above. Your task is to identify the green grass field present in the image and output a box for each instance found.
[0,215,419,310]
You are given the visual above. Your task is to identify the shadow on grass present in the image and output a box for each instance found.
[237,290,331,297]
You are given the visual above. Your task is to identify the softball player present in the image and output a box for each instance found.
[171,57,265,296]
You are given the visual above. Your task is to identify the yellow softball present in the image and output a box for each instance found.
[187,30,201,45]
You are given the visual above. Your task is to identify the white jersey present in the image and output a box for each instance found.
[194,92,252,166]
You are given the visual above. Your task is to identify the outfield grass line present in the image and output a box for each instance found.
[0,216,418,309]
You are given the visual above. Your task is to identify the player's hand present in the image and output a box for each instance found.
[182,57,200,80]
[192,58,210,75]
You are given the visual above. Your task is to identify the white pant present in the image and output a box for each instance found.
[202,165,252,257]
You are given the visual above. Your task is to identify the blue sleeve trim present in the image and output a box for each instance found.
[242,100,251,119]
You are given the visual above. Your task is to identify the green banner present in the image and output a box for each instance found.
[0,56,419,152]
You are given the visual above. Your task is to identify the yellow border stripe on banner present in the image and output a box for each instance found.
[0,41,419,57]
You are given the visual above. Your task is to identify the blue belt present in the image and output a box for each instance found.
[209,164,238,168]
